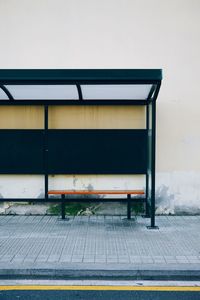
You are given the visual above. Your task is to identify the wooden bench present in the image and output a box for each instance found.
[48,189,145,220]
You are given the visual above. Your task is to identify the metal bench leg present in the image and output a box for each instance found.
[61,194,65,219]
[127,194,131,220]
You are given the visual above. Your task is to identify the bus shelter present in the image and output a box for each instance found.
[0,69,162,228]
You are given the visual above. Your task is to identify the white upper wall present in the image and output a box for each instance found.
[0,0,200,172]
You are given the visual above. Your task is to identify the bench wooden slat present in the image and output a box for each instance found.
[48,190,145,195]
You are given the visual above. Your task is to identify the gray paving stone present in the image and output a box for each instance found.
[187,257,200,263]
[23,256,37,263]
[47,255,60,262]
[83,258,95,263]
[95,255,106,258]
[164,256,177,264]
[35,255,48,262]
[107,258,119,262]
[188,256,199,259]
[95,259,106,263]
[0,215,199,269]
[175,256,189,262]
[11,255,24,263]
[118,259,130,263]
[0,255,14,262]
[71,258,83,263]
[133,256,144,263]
[59,256,72,262]
[141,256,154,263]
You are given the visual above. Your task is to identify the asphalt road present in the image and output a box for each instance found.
[0,286,199,300]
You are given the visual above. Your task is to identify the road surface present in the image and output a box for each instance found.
[0,282,199,300]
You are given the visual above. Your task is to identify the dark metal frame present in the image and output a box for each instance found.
[0,69,162,228]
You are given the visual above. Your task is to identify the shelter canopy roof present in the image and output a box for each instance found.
[0,69,162,104]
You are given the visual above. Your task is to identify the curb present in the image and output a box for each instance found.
[0,269,200,281]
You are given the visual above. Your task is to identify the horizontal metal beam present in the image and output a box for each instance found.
[0,100,150,106]
[0,69,162,84]
[0,198,146,203]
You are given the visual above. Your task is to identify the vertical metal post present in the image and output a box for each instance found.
[127,194,131,220]
[148,100,159,229]
[146,83,161,229]
[145,103,150,218]
[145,184,150,218]
[44,105,48,201]
[61,194,65,219]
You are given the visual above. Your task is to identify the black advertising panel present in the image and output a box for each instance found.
[0,130,44,174]
[47,129,147,174]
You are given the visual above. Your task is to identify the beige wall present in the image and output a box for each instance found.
[0,0,200,212]
[0,0,199,172]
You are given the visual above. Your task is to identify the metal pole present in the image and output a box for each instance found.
[61,194,65,219]
[127,194,131,220]
[145,103,150,218]
[146,83,161,229]
[44,105,48,201]
[149,100,158,229]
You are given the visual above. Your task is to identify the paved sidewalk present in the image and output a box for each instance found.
[0,215,199,279]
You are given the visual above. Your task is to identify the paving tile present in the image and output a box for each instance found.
[47,255,60,262]
[59,256,72,263]
[141,256,154,263]
[175,256,189,263]
[95,259,106,263]
[0,255,14,262]
[164,256,177,264]
[23,256,37,263]
[118,259,130,263]
[11,255,24,263]
[0,215,199,268]
[95,255,107,259]
[107,259,119,263]
[71,257,83,263]
[187,257,200,263]
[131,256,143,263]
[152,256,166,263]
[83,258,95,263]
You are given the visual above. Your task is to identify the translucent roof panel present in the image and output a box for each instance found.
[5,85,79,100]
[81,84,153,100]
[0,88,9,100]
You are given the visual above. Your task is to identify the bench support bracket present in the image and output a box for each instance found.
[146,225,159,230]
